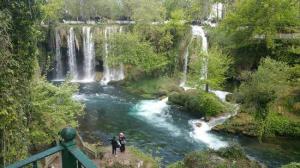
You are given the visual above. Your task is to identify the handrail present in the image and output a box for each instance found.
[6,146,64,168]
[6,127,98,168]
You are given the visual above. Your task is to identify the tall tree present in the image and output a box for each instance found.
[220,0,300,48]
[0,0,41,164]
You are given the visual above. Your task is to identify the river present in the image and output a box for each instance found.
[76,83,300,167]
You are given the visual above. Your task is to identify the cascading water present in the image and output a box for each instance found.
[67,27,79,80]
[180,47,189,88]
[209,3,223,20]
[185,25,236,149]
[191,25,208,81]
[55,29,63,80]
[189,120,227,150]
[131,97,182,136]
[101,26,125,85]
[82,26,95,82]
[180,26,208,89]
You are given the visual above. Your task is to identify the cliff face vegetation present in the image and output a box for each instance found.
[1,0,299,167]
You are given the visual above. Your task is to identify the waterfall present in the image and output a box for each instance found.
[82,26,95,82]
[67,27,79,80]
[180,26,208,89]
[209,3,223,20]
[191,26,208,80]
[101,26,125,85]
[180,47,189,87]
[55,29,63,80]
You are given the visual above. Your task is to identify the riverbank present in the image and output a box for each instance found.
[168,145,264,168]
[116,77,182,99]
[213,110,300,138]
[97,146,159,168]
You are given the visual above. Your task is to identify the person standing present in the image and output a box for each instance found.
[119,132,126,153]
[110,136,119,156]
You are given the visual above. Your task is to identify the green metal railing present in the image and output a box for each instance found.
[6,127,97,168]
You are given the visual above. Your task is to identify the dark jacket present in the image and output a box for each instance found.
[110,138,119,148]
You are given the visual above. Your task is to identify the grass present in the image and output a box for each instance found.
[123,77,182,99]
[128,147,160,168]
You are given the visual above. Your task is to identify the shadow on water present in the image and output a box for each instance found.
[76,83,300,167]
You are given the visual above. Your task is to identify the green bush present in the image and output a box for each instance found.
[167,161,185,168]
[167,146,261,168]
[197,91,226,117]
[281,162,300,168]
[169,91,226,117]
[265,112,300,137]
[217,144,246,159]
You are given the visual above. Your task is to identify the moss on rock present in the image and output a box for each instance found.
[168,90,228,117]
[168,145,263,168]
[213,112,259,137]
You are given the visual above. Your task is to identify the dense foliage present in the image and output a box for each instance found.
[0,0,299,167]
[169,91,228,117]
[168,145,261,168]
[42,0,218,22]
[220,0,300,48]
[237,58,300,137]
[189,46,232,90]
[0,1,83,166]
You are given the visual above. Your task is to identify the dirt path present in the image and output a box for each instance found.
[97,146,145,168]
[47,146,156,168]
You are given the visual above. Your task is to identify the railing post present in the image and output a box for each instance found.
[32,161,37,168]
[6,127,97,168]
[60,127,78,168]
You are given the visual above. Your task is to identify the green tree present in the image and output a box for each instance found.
[109,33,168,76]
[123,0,166,22]
[220,0,300,48]
[239,58,290,119]
[28,78,83,146]
[189,47,232,91]
[0,1,84,165]
[187,0,211,21]
[0,1,42,164]
[41,0,64,23]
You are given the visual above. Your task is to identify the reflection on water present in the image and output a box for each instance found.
[77,83,300,167]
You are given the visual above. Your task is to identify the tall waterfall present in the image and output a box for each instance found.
[191,26,208,80]
[209,3,223,20]
[180,26,208,88]
[82,26,95,82]
[67,27,79,80]
[180,47,189,87]
[101,26,125,85]
[55,29,63,80]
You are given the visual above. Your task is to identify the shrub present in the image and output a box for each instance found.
[197,91,226,117]
[169,91,226,117]
[217,144,246,159]
[281,162,300,168]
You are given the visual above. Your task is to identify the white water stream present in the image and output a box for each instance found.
[55,29,63,80]
[82,26,96,82]
[68,27,79,80]
[101,26,125,85]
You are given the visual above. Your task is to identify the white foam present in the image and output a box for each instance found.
[72,94,89,101]
[51,79,65,82]
[210,90,230,102]
[132,99,181,136]
[189,119,227,150]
